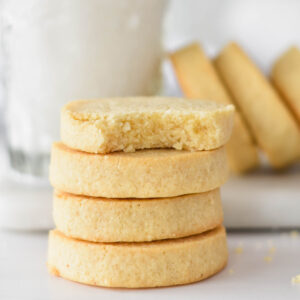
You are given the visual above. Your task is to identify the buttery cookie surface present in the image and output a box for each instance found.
[215,43,300,168]
[53,189,223,242]
[272,46,300,124]
[48,226,228,288]
[61,97,234,153]
[50,142,229,198]
[170,43,259,173]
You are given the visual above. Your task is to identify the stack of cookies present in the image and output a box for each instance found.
[47,97,234,288]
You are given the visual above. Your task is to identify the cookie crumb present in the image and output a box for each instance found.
[228,268,234,275]
[289,230,299,238]
[268,246,276,254]
[235,246,243,254]
[292,275,300,284]
[264,256,273,263]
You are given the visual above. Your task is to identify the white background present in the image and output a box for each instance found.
[164,0,300,73]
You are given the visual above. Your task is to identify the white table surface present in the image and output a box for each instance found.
[1,229,300,300]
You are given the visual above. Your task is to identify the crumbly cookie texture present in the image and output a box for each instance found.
[61,97,234,154]
[49,142,229,198]
[215,43,300,168]
[170,43,259,173]
[47,226,228,288]
[53,189,223,242]
[272,46,300,124]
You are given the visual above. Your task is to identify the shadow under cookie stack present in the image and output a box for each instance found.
[47,97,234,288]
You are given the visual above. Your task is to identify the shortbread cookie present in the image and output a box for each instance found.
[50,142,228,198]
[215,43,300,168]
[53,189,223,242]
[170,43,259,173]
[61,97,234,153]
[272,46,300,124]
[48,226,227,288]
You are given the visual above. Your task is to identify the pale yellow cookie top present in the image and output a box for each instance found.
[61,97,234,154]
[63,97,234,119]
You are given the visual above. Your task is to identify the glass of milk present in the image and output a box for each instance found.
[0,0,167,179]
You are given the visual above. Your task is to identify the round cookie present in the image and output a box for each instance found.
[53,189,223,242]
[47,226,228,288]
[61,97,234,154]
[215,43,300,168]
[272,46,300,124]
[169,43,259,173]
[49,142,229,198]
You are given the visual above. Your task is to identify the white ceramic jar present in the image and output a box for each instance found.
[0,0,167,230]
[1,0,167,178]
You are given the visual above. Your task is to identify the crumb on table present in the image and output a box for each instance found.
[228,268,235,275]
[292,274,300,284]
[268,246,276,254]
[289,230,299,238]
[235,246,244,254]
[264,256,273,263]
